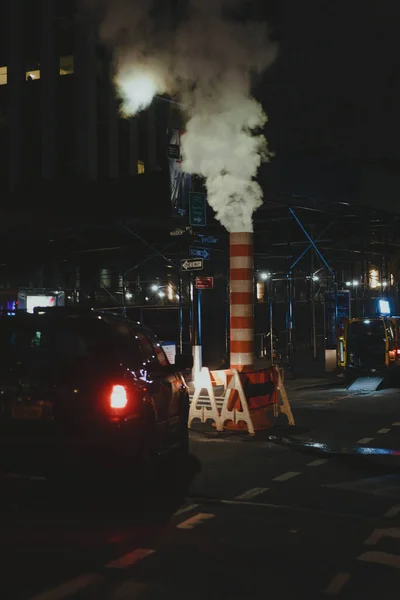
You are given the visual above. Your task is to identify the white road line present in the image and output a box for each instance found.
[358,551,400,569]
[323,572,350,595]
[28,574,102,600]
[175,504,199,516]
[364,527,400,545]
[356,437,374,444]
[392,422,400,426]
[272,471,301,482]
[385,505,400,518]
[307,459,329,467]
[235,487,269,500]
[377,428,391,434]
[106,548,155,569]
[177,513,215,530]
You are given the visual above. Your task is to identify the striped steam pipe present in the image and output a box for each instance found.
[230,232,254,372]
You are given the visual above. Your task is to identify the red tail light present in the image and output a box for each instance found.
[110,384,128,409]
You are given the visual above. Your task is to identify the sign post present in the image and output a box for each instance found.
[190,246,210,260]
[189,192,207,227]
[195,277,214,290]
[181,258,203,272]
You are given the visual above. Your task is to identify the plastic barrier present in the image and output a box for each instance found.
[188,367,223,431]
[220,365,294,434]
[188,365,294,435]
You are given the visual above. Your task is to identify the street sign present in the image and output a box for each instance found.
[189,192,207,227]
[190,246,210,260]
[196,277,214,290]
[181,258,204,271]
[194,234,218,245]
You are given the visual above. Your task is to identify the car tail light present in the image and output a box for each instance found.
[110,385,128,409]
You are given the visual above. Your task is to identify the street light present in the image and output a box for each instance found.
[260,272,270,281]
[150,284,159,292]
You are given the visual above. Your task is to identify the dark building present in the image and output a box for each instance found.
[0,0,172,220]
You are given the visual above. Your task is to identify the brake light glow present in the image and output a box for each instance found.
[110,385,128,409]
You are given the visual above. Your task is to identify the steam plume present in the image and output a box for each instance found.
[87,0,277,232]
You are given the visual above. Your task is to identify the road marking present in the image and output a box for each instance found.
[28,574,102,600]
[189,497,375,521]
[177,513,215,530]
[358,551,400,569]
[364,527,400,545]
[323,572,350,595]
[392,422,400,426]
[175,504,199,516]
[106,548,155,569]
[385,505,400,518]
[356,437,374,444]
[235,487,269,500]
[273,471,301,482]
[307,459,329,467]
[377,428,391,434]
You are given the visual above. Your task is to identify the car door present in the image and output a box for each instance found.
[135,329,186,446]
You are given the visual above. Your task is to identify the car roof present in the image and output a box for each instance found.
[0,307,154,336]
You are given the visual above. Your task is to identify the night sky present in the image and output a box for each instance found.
[263,0,400,163]
[255,0,400,209]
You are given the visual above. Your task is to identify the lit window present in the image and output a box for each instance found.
[256,282,264,302]
[137,160,145,175]
[369,268,379,289]
[0,66,7,85]
[26,69,40,81]
[60,56,74,76]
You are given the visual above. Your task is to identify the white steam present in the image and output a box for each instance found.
[87,0,276,232]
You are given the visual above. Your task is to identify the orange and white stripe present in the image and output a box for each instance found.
[230,232,254,372]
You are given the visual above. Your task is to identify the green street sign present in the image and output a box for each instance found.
[189,192,207,227]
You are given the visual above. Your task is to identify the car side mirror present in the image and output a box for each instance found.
[174,353,193,371]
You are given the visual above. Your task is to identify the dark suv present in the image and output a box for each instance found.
[0,308,192,483]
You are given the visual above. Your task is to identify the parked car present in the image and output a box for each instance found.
[0,307,192,486]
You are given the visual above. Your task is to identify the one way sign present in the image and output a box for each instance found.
[181,258,204,271]
[190,246,210,260]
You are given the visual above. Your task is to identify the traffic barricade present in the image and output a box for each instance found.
[220,365,294,434]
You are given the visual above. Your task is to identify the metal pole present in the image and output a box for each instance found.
[189,274,194,344]
[287,269,294,365]
[197,289,202,347]
[311,254,317,359]
[269,279,274,365]
[122,272,126,317]
[225,276,229,365]
[178,273,183,353]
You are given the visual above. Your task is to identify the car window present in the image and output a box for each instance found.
[0,317,113,370]
[136,331,168,367]
[108,322,143,369]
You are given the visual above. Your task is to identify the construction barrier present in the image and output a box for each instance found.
[188,365,294,435]
[188,367,223,431]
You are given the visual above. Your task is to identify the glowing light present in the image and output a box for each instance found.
[378,299,390,315]
[115,64,166,116]
[369,268,379,289]
[158,291,165,298]
[150,284,159,292]
[125,292,133,300]
[260,272,269,281]
[110,385,128,409]
[345,281,351,286]
[312,275,319,282]
[352,280,359,286]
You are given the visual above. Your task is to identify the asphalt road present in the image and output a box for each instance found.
[1,383,400,600]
